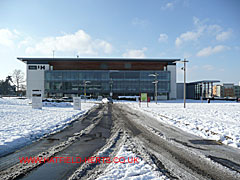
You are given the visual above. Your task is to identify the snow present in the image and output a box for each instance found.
[102,98,109,104]
[96,144,167,180]
[123,100,240,149]
[0,97,95,156]
[118,96,139,99]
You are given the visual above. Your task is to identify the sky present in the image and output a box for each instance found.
[0,0,240,84]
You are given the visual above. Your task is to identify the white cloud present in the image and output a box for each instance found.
[175,29,203,47]
[175,17,233,47]
[175,17,206,47]
[18,36,33,48]
[0,29,18,47]
[26,30,113,56]
[196,45,229,57]
[162,2,175,10]
[13,29,21,36]
[216,29,232,41]
[158,33,168,42]
[122,47,147,58]
[193,16,200,26]
[208,24,222,33]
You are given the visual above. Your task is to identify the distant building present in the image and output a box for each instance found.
[178,81,240,99]
[213,83,240,98]
[177,80,220,100]
[234,85,240,98]
[213,85,224,97]
[223,83,235,97]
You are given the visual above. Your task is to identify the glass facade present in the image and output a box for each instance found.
[45,70,170,98]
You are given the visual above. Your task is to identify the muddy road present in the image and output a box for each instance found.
[0,103,240,180]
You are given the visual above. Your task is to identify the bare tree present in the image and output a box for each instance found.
[12,69,25,92]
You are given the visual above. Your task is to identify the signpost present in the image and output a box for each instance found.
[140,93,149,107]
[32,90,42,109]
[73,97,81,110]
[141,93,147,102]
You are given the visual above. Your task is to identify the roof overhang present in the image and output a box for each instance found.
[17,57,181,64]
[189,80,221,84]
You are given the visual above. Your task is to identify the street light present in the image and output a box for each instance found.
[149,73,159,104]
[83,80,91,102]
[180,59,189,108]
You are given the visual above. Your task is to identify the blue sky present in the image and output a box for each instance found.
[0,0,239,83]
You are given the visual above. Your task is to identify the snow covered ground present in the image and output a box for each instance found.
[0,97,95,156]
[96,144,167,180]
[123,100,240,149]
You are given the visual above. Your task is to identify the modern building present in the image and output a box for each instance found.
[18,57,180,99]
[177,80,220,100]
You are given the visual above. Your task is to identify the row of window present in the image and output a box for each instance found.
[44,70,170,95]
[45,70,170,81]
[45,81,170,93]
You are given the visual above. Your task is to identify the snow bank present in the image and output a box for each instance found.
[102,98,109,104]
[0,97,95,156]
[124,100,240,149]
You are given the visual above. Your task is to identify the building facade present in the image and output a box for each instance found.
[213,83,240,98]
[234,85,240,98]
[223,83,235,97]
[213,85,224,97]
[185,80,220,100]
[18,57,179,99]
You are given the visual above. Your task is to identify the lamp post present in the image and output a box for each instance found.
[180,59,189,108]
[83,80,91,102]
[149,73,159,104]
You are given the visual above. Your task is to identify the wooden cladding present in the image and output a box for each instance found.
[50,61,167,70]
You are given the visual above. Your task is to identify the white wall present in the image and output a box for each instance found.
[26,64,49,98]
[167,65,177,99]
